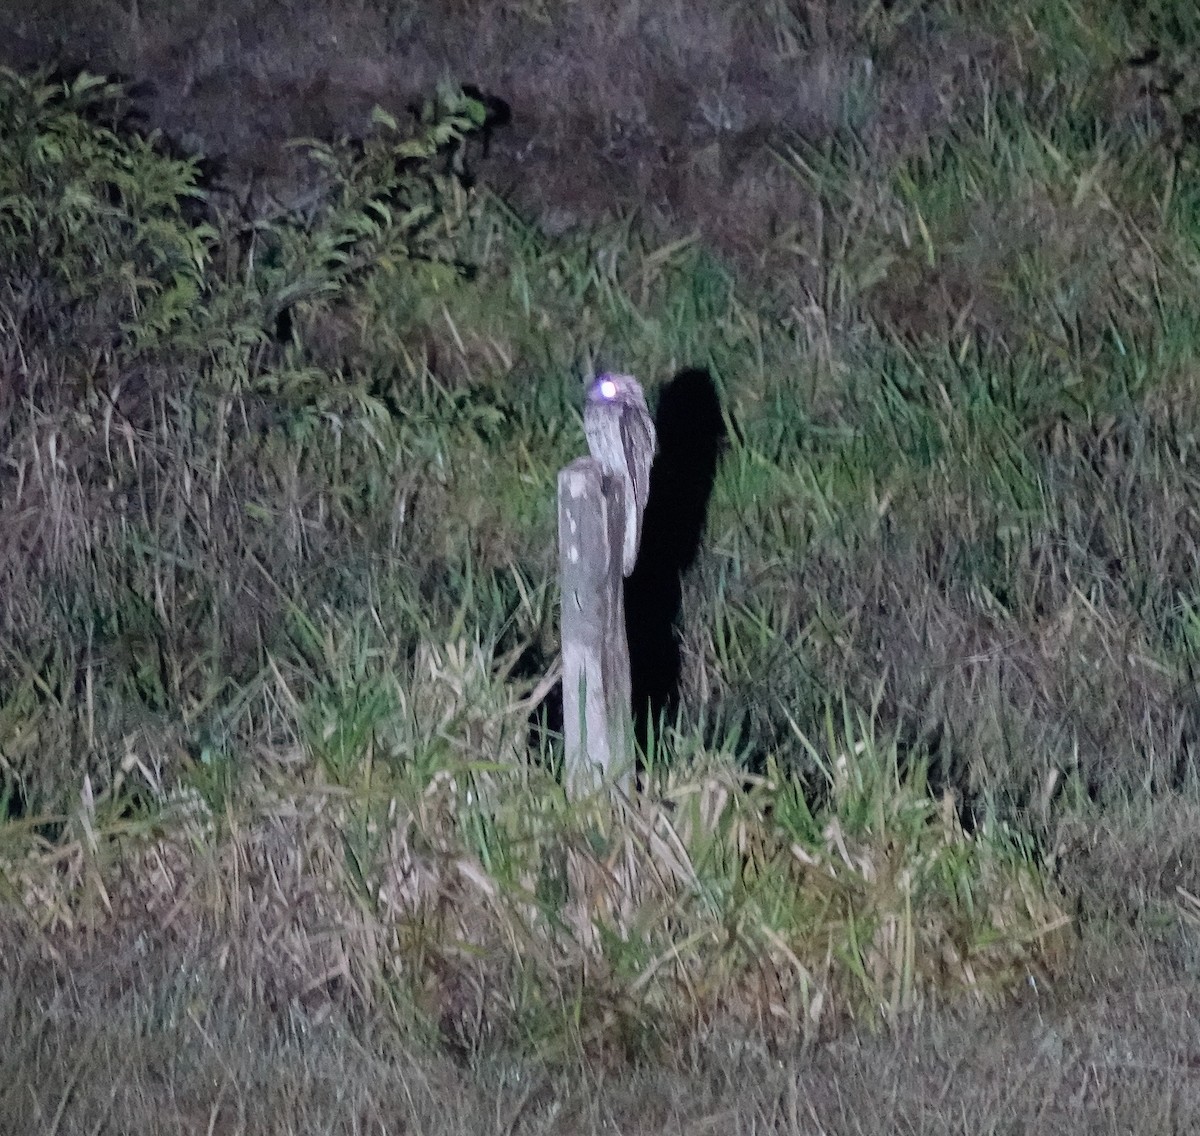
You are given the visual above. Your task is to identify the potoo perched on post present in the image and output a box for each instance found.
[583,372,657,576]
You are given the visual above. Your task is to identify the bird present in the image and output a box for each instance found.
[583,372,657,576]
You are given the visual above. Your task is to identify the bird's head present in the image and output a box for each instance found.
[586,373,645,408]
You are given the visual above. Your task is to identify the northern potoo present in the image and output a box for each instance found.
[583,372,657,576]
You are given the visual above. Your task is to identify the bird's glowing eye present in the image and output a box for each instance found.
[597,378,618,400]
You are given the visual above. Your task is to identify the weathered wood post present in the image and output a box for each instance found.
[557,457,633,794]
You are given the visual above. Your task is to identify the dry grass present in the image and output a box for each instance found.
[6,930,1200,1134]
[3,640,1068,1060]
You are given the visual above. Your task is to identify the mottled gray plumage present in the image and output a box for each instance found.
[583,372,657,576]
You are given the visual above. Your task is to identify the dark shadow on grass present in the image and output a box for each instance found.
[626,367,727,755]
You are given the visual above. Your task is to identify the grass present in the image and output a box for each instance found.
[3,0,1200,1127]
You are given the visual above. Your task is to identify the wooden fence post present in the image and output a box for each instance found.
[557,456,632,794]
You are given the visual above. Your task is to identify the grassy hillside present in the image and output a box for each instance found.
[3,0,1200,1129]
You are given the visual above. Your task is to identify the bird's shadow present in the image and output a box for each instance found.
[626,367,727,751]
